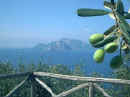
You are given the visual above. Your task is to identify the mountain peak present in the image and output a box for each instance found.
[34,38,89,51]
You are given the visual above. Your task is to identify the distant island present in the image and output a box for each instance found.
[0,38,115,75]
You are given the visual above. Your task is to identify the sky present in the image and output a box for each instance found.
[0,0,129,48]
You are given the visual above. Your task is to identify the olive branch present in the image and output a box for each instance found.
[77,0,130,69]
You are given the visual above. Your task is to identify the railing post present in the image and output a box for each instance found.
[31,83,34,97]
[29,72,35,97]
[89,83,94,97]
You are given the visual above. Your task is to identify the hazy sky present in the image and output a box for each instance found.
[0,0,129,48]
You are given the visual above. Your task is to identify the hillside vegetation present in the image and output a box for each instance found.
[0,62,130,97]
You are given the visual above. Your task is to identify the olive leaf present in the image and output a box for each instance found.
[104,1,115,9]
[116,0,124,15]
[104,25,116,35]
[77,8,110,17]
[93,35,117,48]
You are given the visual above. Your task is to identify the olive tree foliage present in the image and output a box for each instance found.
[77,0,130,69]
